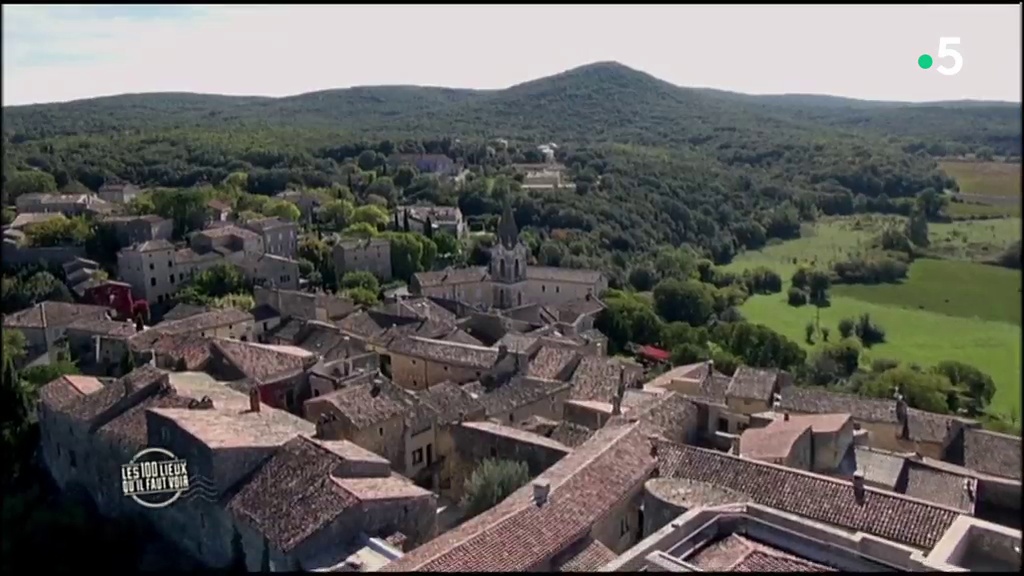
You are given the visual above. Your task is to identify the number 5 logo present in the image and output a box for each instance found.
[936,37,963,76]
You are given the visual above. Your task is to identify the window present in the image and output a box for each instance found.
[620,517,630,536]
[717,417,729,433]
[313,389,320,397]
[286,390,295,409]
[169,275,175,285]
[69,450,77,469]
[149,263,155,270]
[508,413,514,423]
[161,428,171,443]
[555,286,560,294]
[168,261,173,268]
[489,447,498,458]
[443,366,448,371]
[412,448,424,465]
[263,322,268,331]
[157,295,164,304]
[379,427,384,436]
[179,273,184,281]
[150,278,157,286]
[542,285,546,293]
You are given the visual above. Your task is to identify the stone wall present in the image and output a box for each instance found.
[2,243,85,268]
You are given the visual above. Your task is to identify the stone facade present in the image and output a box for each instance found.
[332,237,393,281]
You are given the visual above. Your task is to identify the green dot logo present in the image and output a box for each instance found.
[918,54,934,70]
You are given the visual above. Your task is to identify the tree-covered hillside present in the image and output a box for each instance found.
[0,61,1014,269]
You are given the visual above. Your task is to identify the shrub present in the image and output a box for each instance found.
[787,287,808,307]
[837,318,855,339]
[855,313,886,346]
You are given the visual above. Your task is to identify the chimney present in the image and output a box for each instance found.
[532,479,550,506]
[94,335,102,365]
[783,413,790,422]
[249,387,261,413]
[852,470,865,501]
[730,436,741,456]
[894,391,909,439]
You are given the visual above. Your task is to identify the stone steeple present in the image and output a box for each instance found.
[497,200,519,249]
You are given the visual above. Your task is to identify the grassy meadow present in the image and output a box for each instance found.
[725,215,1022,415]
[939,160,1022,198]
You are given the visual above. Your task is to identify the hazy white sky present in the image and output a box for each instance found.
[2,4,1021,106]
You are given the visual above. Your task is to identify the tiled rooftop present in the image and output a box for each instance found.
[526,346,579,381]
[525,266,603,284]
[309,377,417,430]
[65,365,169,423]
[65,316,138,338]
[416,381,485,425]
[568,356,637,403]
[901,460,976,514]
[655,441,961,550]
[963,428,1022,481]
[413,266,490,288]
[129,308,253,349]
[464,376,570,419]
[740,422,811,461]
[3,301,111,329]
[459,421,571,452]
[212,338,314,381]
[726,366,780,402]
[389,336,499,369]
[553,538,618,572]
[778,386,898,424]
[687,534,835,572]
[381,423,654,572]
[38,374,105,412]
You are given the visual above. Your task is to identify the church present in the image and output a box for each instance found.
[410,203,607,309]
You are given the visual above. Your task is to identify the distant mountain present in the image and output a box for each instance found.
[2,61,1020,155]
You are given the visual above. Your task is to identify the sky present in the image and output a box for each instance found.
[2,4,1021,107]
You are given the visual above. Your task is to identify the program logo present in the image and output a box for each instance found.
[121,447,191,509]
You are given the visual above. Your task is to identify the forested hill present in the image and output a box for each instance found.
[3,61,1019,155]
[0,61,1017,267]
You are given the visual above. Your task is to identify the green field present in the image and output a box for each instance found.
[727,216,1022,415]
[940,160,1022,198]
[741,293,1022,414]
[832,259,1021,326]
[946,200,1021,220]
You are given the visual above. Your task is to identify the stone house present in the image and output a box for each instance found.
[100,214,173,247]
[97,181,141,203]
[206,199,232,223]
[463,376,571,427]
[64,316,138,368]
[38,365,436,571]
[381,423,655,572]
[302,376,419,472]
[388,153,457,176]
[413,381,486,492]
[738,419,814,470]
[15,192,114,216]
[8,212,64,230]
[2,301,113,359]
[387,336,501,390]
[116,239,179,304]
[204,338,318,412]
[332,237,393,281]
[398,205,465,238]
[243,217,298,259]
[744,411,855,473]
[253,285,355,325]
[274,189,324,222]
[240,252,300,290]
[411,203,606,310]
[129,308,255,350]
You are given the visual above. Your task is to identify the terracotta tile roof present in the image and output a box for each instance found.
[525,266,603,284]
[905,408,966,445]
[851,446,908,490]
[459,421,571,452]
[442,328,485,347]
[554,538,617,572]
[739,422,811,461]
[67,365,168,423]
[779,412,852,434]
[227,436,360,552]
[38,374,105,412]
[624,392,700,444]
[3,301,111,329]
[464,377,570,419]
[404,205,461,224]
[382,297,457,325]
[900,460,976,514]
[65,316,137,338]
[389,336,499,370]
[95,389,194,450]
[150,402,311,450]
[130,309,253,349]
[243,216,293,232]
[963,428,1022,481]
[9,212,63,229]
[212,338,314,381]
[568,356,639,402]
[778,386,898,424]
[527,346,579,381]
[131,239,175,253]
[381,423,654,572]
[413,266,490,288]
[549,422,596,448]
[149,334,213,370]
[655,441,960,550]
[309,377,417,430]
[688,534,835,572]
[162,303,210,322]
[416,381,485,425]
[206,199,232,211]
[553,296,605,323]
[644,361,710,389]
[726,366,780,402]
[496,332,540,355]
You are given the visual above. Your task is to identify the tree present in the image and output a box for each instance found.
[344,287,378,307]
[385,232,436,283]
[263,199,301,222]
[432,232,459,257]
[461,458,530,519]
[351,204,390,229]
[838,318,855,339]
[4,170,57,199]
[594,291,663,353]
[933,361,996,417]
[652,279,715,326]
[342,222,379,238]
[340,271,379,294]
[628,265,659,292]
[905,210,929,247]
[319,199,355,230]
